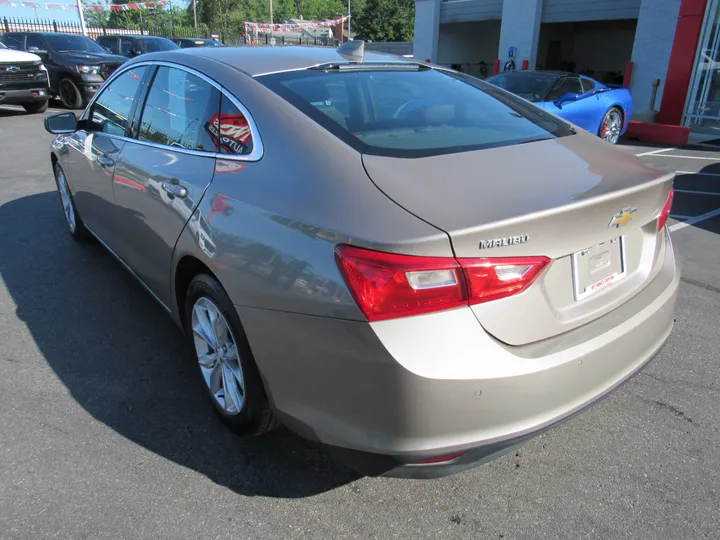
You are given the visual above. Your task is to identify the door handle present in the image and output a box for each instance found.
[162,181,187,199]
[97,154,115,169]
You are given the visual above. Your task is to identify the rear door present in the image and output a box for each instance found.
[108,65,220,306]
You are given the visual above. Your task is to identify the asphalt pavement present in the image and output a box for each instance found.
[1,104,720,540]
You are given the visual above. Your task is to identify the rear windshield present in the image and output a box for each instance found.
[257,66,574,158]
[485,72,559,103]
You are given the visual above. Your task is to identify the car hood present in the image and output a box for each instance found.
[0,48,41,63]
[58,52,128,65]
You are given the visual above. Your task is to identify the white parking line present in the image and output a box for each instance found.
[676,170,720,177]
[675,189,720,196]
[634,147,676,157]
[649,154,720,161]
[669,208,720,232]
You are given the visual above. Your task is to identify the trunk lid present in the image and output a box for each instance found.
[362,133,674,345]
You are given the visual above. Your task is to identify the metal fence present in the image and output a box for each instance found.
[0,16,338,47]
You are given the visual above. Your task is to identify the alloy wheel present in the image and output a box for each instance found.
[601,110,623,144]
[191,297,245,415]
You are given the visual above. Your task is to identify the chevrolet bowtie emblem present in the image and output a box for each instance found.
[608,207,637,228]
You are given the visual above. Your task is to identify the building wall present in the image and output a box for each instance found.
[414,0,442,61]
[437,20,501,76]
[630,0,683,115]
[537,19,637,75]
[439,0,502,24]
[542,0,641,22]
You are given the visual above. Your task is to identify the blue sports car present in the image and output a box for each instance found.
[485,70,633,144]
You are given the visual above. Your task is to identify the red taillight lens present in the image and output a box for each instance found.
[415,451,467,464]
[658,188,674,231]
[460,257,551,304]
[335,245,550,322]
[334,245,466,322]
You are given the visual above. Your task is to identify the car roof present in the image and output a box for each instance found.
[103,34,171,40]
[160,46,417,77]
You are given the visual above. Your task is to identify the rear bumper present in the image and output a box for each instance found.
[240,230,679,478]
[0,87,49,105]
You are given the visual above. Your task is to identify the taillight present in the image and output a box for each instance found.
[335,245,550,322]
[658,187,674,231]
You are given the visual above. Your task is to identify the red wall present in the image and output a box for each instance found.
[658,0,709,125]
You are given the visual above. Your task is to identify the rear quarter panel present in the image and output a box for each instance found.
[169,58,453,322]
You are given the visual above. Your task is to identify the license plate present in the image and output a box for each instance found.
[572,236,626,301]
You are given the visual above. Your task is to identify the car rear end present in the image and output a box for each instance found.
[254,60,679,477]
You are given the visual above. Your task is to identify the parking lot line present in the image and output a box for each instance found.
[674,189,720,196]
[649,154,720,160]
[634,147,676,156]
[669,214,693,219]
[669,207,720,232]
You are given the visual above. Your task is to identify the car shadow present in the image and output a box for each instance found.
[0,106,31,117]
[674,163,720,235]
[0,191,360,498]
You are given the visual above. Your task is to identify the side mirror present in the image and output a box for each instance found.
[554,92,580,109]
[44,112,78,134]
[103,46,112,53]
[27,46,48,55]
[131,49,143,57]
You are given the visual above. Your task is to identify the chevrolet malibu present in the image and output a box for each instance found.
[44,42,678,478]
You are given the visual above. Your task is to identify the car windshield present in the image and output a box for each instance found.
[142,38,179,52]
[44,34,107,54]
[258,67,574,158]
[485,72,559,102]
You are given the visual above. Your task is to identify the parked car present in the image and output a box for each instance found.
[96,35,179,58]
[0,32,127,109]
[486,70,633,144]
[0,41,50,113]
[172,37,225,48]
[43,42,678,478]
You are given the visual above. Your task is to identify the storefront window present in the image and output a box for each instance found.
[685,0,720,130]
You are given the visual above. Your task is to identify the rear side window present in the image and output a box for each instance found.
[2,34,24,50]
[90,65,149,136]
[581,78,596,93]
[258,67,574,158]
[206,95,254,155]
[138,66,220,152]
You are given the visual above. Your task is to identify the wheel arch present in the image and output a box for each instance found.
[173,254,218,333]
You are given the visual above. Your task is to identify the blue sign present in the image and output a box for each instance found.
[508,46,516,58]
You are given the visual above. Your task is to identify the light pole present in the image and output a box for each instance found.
[192,0,197,32]
[347,0,350,43]
[76,0,88,36]
[269,0,274,44]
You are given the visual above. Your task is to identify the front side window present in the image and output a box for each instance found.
[206,95,254,155]
[89,66,148,136]
[138,66,220,152]
[258,67,574,158]
[546,77,583,102]
[120,38,135,56]
[26,35,45,51]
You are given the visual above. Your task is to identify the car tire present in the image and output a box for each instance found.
[599,107,623,144]
[58,77,83,109]
[22,100,49,114]
[185,274,279,436]
[54,162,92,242]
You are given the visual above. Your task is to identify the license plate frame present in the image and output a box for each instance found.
[572,236,627,301]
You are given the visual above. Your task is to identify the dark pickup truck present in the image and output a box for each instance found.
[0,32,127,109]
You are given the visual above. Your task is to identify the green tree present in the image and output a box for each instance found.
[353,0,412,41]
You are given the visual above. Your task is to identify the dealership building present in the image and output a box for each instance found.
[413,0,720,143]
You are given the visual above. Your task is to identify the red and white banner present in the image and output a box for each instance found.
[0,0,168,9]
[244,15,349,34]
